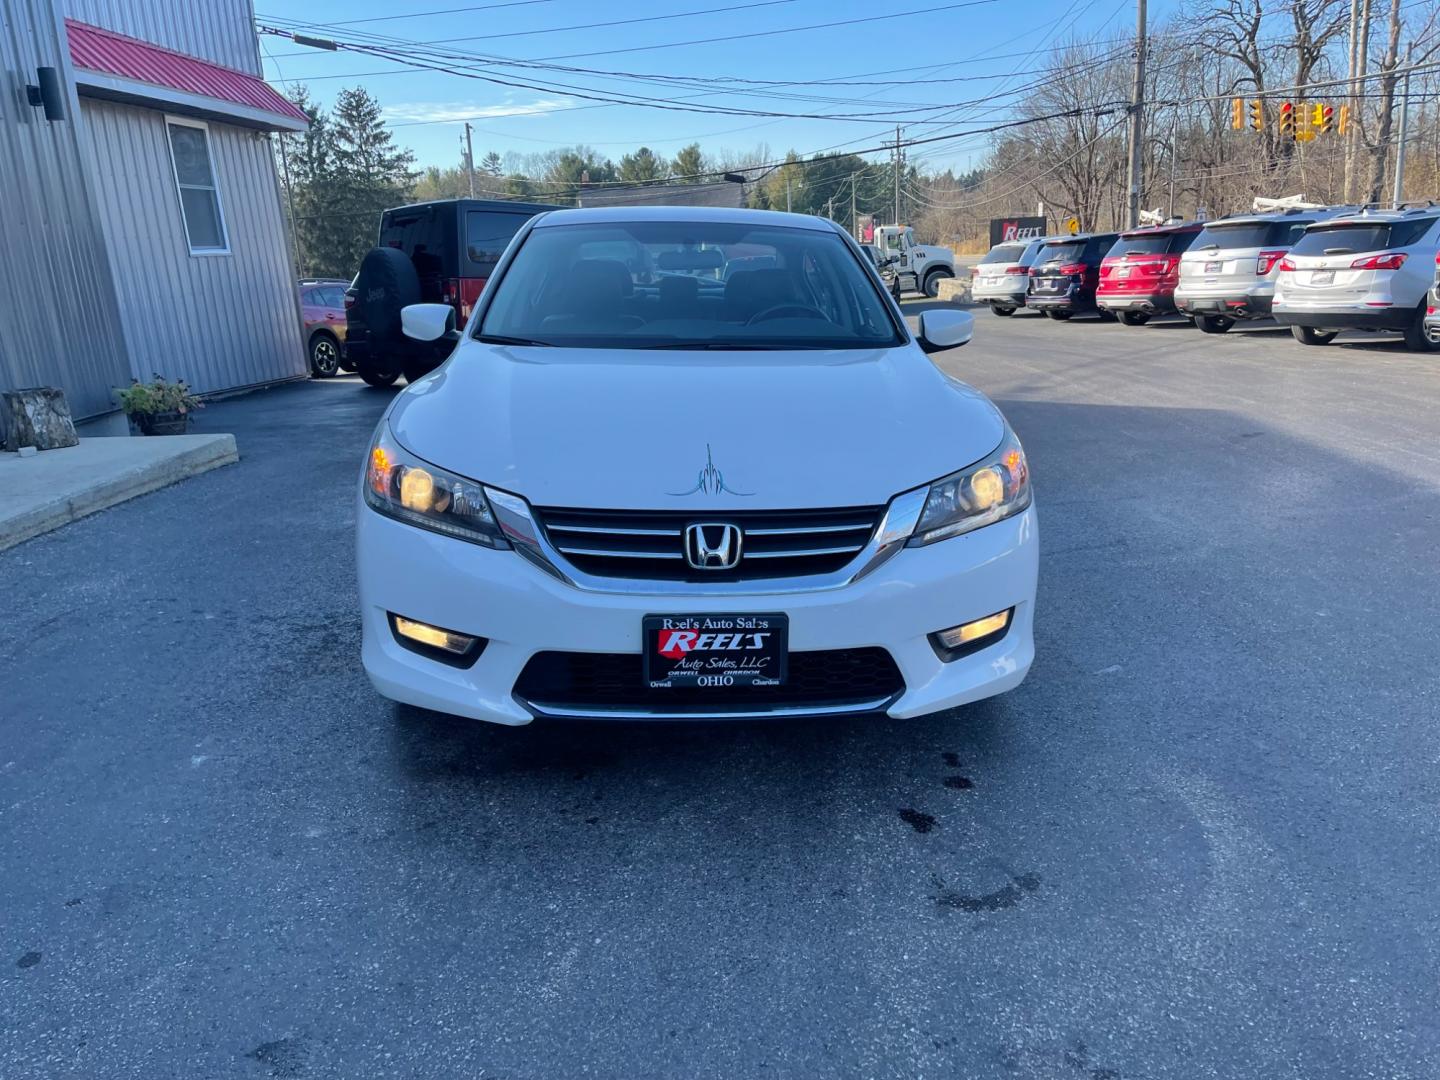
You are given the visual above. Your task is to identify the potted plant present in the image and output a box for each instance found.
[115,376,203,436]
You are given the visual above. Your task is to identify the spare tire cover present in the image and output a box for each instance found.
[354,246,421,342]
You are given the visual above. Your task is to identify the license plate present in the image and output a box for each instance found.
[1311,270,1334,285]
[1117,265,1131,278]
[644,614,787,689]
[1205,261,1222,274]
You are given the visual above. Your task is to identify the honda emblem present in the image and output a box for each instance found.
[684,522,742,570]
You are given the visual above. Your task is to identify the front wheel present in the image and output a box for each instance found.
[990,304,1016,317]
[1401,303,1437,352]
[1119,311,1150,326]
[308,333,341,378]
[1195,314,1234,334]
[924,270,952,299]
[1290,324,1337,346]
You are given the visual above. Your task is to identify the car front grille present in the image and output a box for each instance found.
[532,505,884,582]
[514,647,904,717]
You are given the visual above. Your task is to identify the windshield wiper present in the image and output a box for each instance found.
[476,334,553,347]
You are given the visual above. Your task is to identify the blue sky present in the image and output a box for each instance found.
[256,0,1148,175]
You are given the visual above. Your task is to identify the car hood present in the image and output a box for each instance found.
[387,342,1005,510]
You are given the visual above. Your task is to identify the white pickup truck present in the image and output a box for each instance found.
[872,224,957,298]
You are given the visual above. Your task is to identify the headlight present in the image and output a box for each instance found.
[908,427,1031,546]
[363,426,509,548]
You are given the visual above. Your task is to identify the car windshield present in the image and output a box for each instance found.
[477,220,903,350]
[979,244,1027,265]
[1192,220,1311,250]
[1289,218,1438,256]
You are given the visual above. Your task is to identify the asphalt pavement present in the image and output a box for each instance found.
[4,307,1439,1079]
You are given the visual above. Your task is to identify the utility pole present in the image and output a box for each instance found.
[785,173,792,212]
[276,132,303,275]
[1126,0,1146,228]
[463,122,476,198]
[850,171,858,238]
[1167,111,1178,217]
[1392,69,1411,207]
[893,125,903,224]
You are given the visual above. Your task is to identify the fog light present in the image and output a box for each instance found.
[933,609,1011,653]
[393,615,476,655]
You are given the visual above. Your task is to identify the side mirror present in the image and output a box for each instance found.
[917,309,973,353]
[401,303,458,343]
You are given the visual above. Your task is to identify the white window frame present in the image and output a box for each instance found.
[163,115,231,257]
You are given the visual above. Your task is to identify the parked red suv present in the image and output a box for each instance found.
[1096,221,1205,325]
[345,198,562,386]
[299,279,351,378]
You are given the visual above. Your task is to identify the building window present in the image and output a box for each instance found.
[165,118,229,255]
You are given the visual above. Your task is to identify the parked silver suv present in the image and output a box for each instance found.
[1175,210,1333,333]
[1273,207,1440,350]
[972,235,1063,316]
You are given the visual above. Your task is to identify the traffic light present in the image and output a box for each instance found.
[1249,99,1263,131]
[1278,102,1295,138]
[1318,105,1334,134]
[1338,105,1351,135]
[1231,97,1245,130]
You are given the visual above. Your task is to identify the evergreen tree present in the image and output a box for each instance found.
[326,87,417,276]
[671,143,705,182]
[618,146,666,183]
[480,150,503,176]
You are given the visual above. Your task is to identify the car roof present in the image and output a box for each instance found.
[1040,232,1116,244]
[384,197,566,216]
[1118,221,1204,237]
[530,205,839,232]
[1308,207,1440,228]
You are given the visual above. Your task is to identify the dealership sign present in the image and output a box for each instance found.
[990,216,1048,245]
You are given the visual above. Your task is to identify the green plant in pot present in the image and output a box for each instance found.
[115,375,203,436]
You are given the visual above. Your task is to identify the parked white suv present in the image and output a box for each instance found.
[357,206,1038,725]
[1426,255,1440,345]
[1273,208,1440,350]
[972,236,1062,316]
[1175,210,1335,333]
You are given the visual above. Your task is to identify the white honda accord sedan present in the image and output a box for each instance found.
[357,206,1037,724]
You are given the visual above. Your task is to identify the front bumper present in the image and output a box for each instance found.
[358,503,1039,725]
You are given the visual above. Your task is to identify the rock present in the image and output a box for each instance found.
[935,277,972,304]
[2,388,79,452]
[17,446,37,459]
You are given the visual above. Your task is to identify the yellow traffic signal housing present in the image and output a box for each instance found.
[1337,105,1351,135]
[1311,103,1325,128]
[1231,97,1245,129]
[1318,105,1335,134]
[1278,102,1296,137]
[1248,99,1263,130]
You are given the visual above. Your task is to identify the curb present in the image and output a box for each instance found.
[0,434,238,553]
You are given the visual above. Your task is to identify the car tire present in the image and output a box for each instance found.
[990,304,1015,317]
[308,332,341,378]
[1195,314,1234,334]
[359,364,400,388]
[924,270,952,298]
[1119,311,1150,326]
[1097,309,1118,322]
[1401,303,1437,352]
[1291,325,1337,346]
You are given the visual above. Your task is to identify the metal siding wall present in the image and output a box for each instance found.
[63,0,260,74]
[81,98,307,394]
[0,0,133,420]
